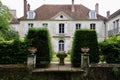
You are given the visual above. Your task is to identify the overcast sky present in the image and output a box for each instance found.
[1,0,120,18]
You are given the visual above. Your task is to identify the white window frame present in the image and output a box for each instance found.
[58,40,64,51]
[27,11,36,19]
[42,23,48,28]
[76,23,81,30]
[28,23,34,28]
[90,23,96,30]
[59,23,64,33]
[89,11,97,19]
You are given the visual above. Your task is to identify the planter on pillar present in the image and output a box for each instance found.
[81,54,89,69]
[27,46,37,69]
[81,46,90,69]
[27,54,36,69]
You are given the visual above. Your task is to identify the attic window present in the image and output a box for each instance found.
[27,11,36,19]
[89,10,97,19]
[60,15,63,18]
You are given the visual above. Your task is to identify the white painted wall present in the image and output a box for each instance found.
[16,20,105,52]
[107,15,120,36]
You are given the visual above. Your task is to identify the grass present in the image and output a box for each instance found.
[51,53,70,62]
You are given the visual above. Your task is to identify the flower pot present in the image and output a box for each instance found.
[56,53,67,65]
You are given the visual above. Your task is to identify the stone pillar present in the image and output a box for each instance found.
[81,54,89,69]
[27,54,36,69]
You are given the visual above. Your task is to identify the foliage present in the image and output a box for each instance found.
[56,51,67,58]
[112,67,120,79]
[71,29,99,67]
[25,28,53,66]
[0,1,13,40]
[0,39,28,64]
[99,36,120,63]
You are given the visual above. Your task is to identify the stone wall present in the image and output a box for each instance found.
[0,65,30,80]
[0,65,119,80]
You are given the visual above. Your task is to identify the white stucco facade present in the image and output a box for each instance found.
[107,15,120,37]
[10,3,107,53]
[16,19,105,53]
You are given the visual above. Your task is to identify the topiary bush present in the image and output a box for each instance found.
[25,28,53,67]
[71,29,99,67]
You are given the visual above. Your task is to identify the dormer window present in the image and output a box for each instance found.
[89,10,97,19]
[27,11,36,19]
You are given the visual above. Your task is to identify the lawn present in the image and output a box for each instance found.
[51,53,70,62]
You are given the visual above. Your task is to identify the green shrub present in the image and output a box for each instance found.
[99,38,120,63]
[71,29,99,67]
[25,28,53,67]
[0,39,28,64]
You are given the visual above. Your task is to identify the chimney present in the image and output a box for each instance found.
[10,10,17,17]
[107,11,110,18]
[27,4,30,11]
[71,0,75,12]
[95,3,99,14]
[24,0,27,17]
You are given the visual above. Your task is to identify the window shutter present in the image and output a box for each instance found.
[65,23,67,34]
[24,24,28,34]
[96,24,99,34]
[56,40,58,52]
[72,23,75,34]
[56,23,59,34]
[64,40,67,51]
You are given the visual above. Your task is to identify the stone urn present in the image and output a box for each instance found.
[56,51,67,65]
[28,46,37,55]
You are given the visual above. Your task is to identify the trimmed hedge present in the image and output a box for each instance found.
[71,29,99,67]
[0,39,28,64]
[25,28,53,67]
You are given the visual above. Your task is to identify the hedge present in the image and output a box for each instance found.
[0,39,28,64]
[99,37,120,63]
[71,29,99,67]
[25,28,53,67]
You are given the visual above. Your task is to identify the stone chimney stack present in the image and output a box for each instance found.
[27,4,30,12]
[24,0,27,17]
[95,3,99,14]
[107,11,110,18]
[71,0,75,12]
[10,10,17,17]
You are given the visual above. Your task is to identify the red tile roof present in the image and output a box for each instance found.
[20,4,106,20]
[108,9,120,20]
[10,17,19,24]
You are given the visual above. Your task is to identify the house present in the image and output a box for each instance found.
[10,10,19,32]
[11,0,106,53]
[106,9,120,37]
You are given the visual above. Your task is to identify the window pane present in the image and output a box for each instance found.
[58,40,64,51]
[59,23,64,33]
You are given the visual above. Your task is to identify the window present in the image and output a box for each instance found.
[90,24,96,30]
[89,11,97,19]
[27,11,36,19]
[59,40,64,51]
[60,15,63,18]
[113,19,119,34]
[42,23,48,28]
[28,23,34,28]
[76,24,81,30]
[59,23,64,33]
[116,19,119,32]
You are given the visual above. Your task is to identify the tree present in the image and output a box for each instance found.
[0,1,15,40]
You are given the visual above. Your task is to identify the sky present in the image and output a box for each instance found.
[1,0,120,18]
